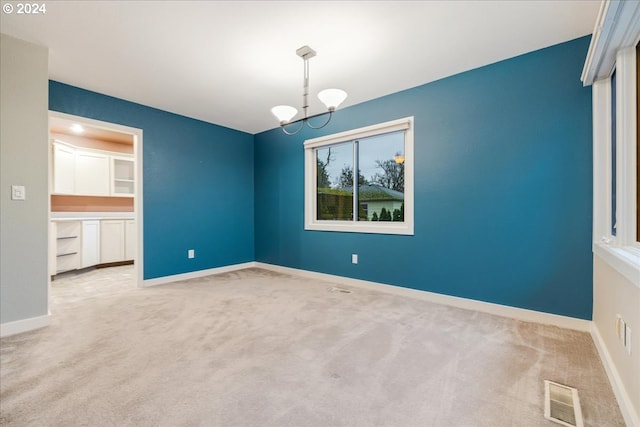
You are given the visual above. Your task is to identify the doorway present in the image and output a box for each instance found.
[48,111,143,310]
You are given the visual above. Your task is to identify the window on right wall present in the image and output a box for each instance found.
[582,0,640,287]
[593,42,640,259]
[612,68,617,236]
[636,41,639,243]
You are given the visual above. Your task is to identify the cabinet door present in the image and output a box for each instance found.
[125,220,136,261]
[100,220,125,263]
[81,220,101,268]
[75,150,110,196]
[53,143,76,194]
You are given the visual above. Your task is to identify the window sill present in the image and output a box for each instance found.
[306,221,414,236]
[593,242,640,288]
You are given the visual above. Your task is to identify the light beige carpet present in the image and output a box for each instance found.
[0,266,625,427]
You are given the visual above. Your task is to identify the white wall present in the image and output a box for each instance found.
[0,34,49,327]
[593,255,640,426]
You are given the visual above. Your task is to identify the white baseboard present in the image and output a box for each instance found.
[0,314,50,338]
[142,262,257,287]
[591,323,639,427]
[254,262,591,332]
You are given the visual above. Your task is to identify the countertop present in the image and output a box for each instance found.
[51,212,135,221]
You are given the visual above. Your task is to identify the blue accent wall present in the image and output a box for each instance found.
[254,36,593,319]
[49,81,255,279]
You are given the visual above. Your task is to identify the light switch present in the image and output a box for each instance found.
[11,185,26,201]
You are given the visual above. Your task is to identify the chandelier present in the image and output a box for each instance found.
[271,46,347,135]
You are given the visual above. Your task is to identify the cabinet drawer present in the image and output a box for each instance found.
[56,253,80,274]
[56,236,79,255]
[53,220,81,274]
[56,220,81,238]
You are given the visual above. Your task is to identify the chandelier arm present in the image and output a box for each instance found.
[280,120,305,135]
[305,111,333,129]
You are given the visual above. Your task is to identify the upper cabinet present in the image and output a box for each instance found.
[111,156,135,197]
[52,142,76,194]
[75,149,111,196]
[52,140,134,197]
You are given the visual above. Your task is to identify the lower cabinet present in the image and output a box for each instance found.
[51,218,135,276]
[81,220,101,268]
[125,220,136,261]
[101,220,126,263]
[100,219,135,263]
[54,221,81,274]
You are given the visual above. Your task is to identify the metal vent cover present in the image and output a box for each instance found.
[544,380,584,427]
[328,286,352,294]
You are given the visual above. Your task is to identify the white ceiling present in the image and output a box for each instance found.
[1,1,600,134]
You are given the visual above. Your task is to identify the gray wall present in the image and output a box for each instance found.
[1,34,49,324]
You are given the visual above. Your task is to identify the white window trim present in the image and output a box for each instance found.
[581,0,640,85]
[304,117,414,235]
[592,46,640,288]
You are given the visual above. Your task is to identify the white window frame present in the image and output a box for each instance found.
[304,117,414,235]
[584,0,640,287]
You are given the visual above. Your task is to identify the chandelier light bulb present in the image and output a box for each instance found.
[271,105,298,124]
[318,89,347,111]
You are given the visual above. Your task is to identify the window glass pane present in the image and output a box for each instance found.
[316,142,353,221]
[611,69,617,236]
[356,131,405,222]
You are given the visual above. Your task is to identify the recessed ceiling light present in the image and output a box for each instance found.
[70,124,84,134]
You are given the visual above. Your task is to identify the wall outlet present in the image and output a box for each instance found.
[188,249,195,259]
[624,325,631,355]
[616,314,632,355]
[351,254,358,264]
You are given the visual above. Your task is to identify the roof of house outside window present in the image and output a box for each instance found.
[318,185,404,202]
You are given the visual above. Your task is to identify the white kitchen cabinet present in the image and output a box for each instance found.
[75,150,111,196]
[51,140,134,197]
[125,220,136,261]
[101,220,125,263]
[52,142,76,194]
[81,220,101,268]
[54,221,81,274]
[111,156,135,197]
[49,222,57,276]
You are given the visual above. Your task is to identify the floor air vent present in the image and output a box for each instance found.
[328,286,352,294]
[544,380,584,427]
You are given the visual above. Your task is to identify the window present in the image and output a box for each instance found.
[611,69,617,236]
[304,117,414,235]
[636,41,639,242]
[583,1,639,286]
[590,44,640,285]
